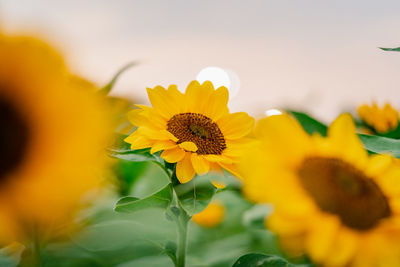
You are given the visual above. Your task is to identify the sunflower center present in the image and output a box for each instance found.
[167,113,226,155]
[298,157,391,231]
[0,93,30,181]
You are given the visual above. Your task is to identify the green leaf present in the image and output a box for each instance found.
[115,184,173,213]
[380,47,400,52]
[289,110,400,158]
[233,253,309,267]
[174,175,217,216]
[108,134,165,167]
[288,110,327,136]
[114,160,148,196]
[358,134,400,158]
[0,243,24,267]
[242,204,272,229]
[163,241,177,265]
[109,133,132,153]
[109,148,163,164]
[99,62,138,95]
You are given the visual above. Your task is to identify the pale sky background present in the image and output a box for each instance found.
[1,0,400,122]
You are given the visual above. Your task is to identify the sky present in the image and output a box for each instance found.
[1,0,400,121]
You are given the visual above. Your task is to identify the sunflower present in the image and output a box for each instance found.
[358,102,399,133]
[241,113,400,267]
[0,35,112,243]
[125,81,254,183]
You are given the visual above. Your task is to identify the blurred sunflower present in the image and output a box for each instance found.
[192,200,225,228]
[125,81,254,183]
[241,113,400,267]
[0,35,112,243]
[358,102,399,133]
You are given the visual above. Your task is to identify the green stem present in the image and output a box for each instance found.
[19,231,42,267]
[176,204,189,267]
[32,233,42,267]
[170,168,190,267]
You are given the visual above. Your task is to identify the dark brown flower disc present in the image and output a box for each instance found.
[167,112,226,155]
[298,157,391,231]
[0,92,30,182]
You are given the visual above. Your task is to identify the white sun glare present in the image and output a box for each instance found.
[196,66,240,99]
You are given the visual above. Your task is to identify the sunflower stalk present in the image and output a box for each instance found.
[169,169,191,267]
[19,227,43,267]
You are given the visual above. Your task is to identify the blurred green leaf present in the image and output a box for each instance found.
[242,204,272,229]
[164,241,177,265]
[99,62,138,95]
[288,110,400,158]
[287,110,327,136]
[0,243,24,267]
[108,134,165,168]
[380,47,400,52]
[175,175,217,216]
[115,183,173,213]
[359,134,400,158]
[233,253,309,267]
[109,148,164,165]
[114,160,147,196]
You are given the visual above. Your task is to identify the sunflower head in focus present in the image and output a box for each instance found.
[241,113,400,267]
[125,81,255,183]
[358,102,399,133]
[0,34,112,243]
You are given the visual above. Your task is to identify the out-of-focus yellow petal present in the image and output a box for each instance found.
[218,162,242,179]
[306,216,340,262]
[255,114,310,166]
[327,113,368,168]
[127,109,147,127]
[192,201,225,227]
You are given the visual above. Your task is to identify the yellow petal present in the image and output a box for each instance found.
[255,114,310,166]
[306,215,340,262]
[140,128,178,142]
[366,154,393,178]
[326,228,359,267]
[223,138,257,158]
[268,212,309,236]
[191,154,210,175]
[192,201,225,227]
[178,141,198,152]
[176,153,196,183]
[379,167,400,196]
[124,134,152,150]
[150,140,177,154]
[211,180,226,189]
[161,147,185,163]
[217,112,255,140]
[126,109,147,126]
[328,113,368,168]
[134,105,167,129]
[146,85,183,118]
[203,154,226,162]
[205,85,229,121]
[185,80,213,113]
[218,162,242,179]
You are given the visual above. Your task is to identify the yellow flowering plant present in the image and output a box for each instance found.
[109,80,255,267]
[3,29,400,267]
